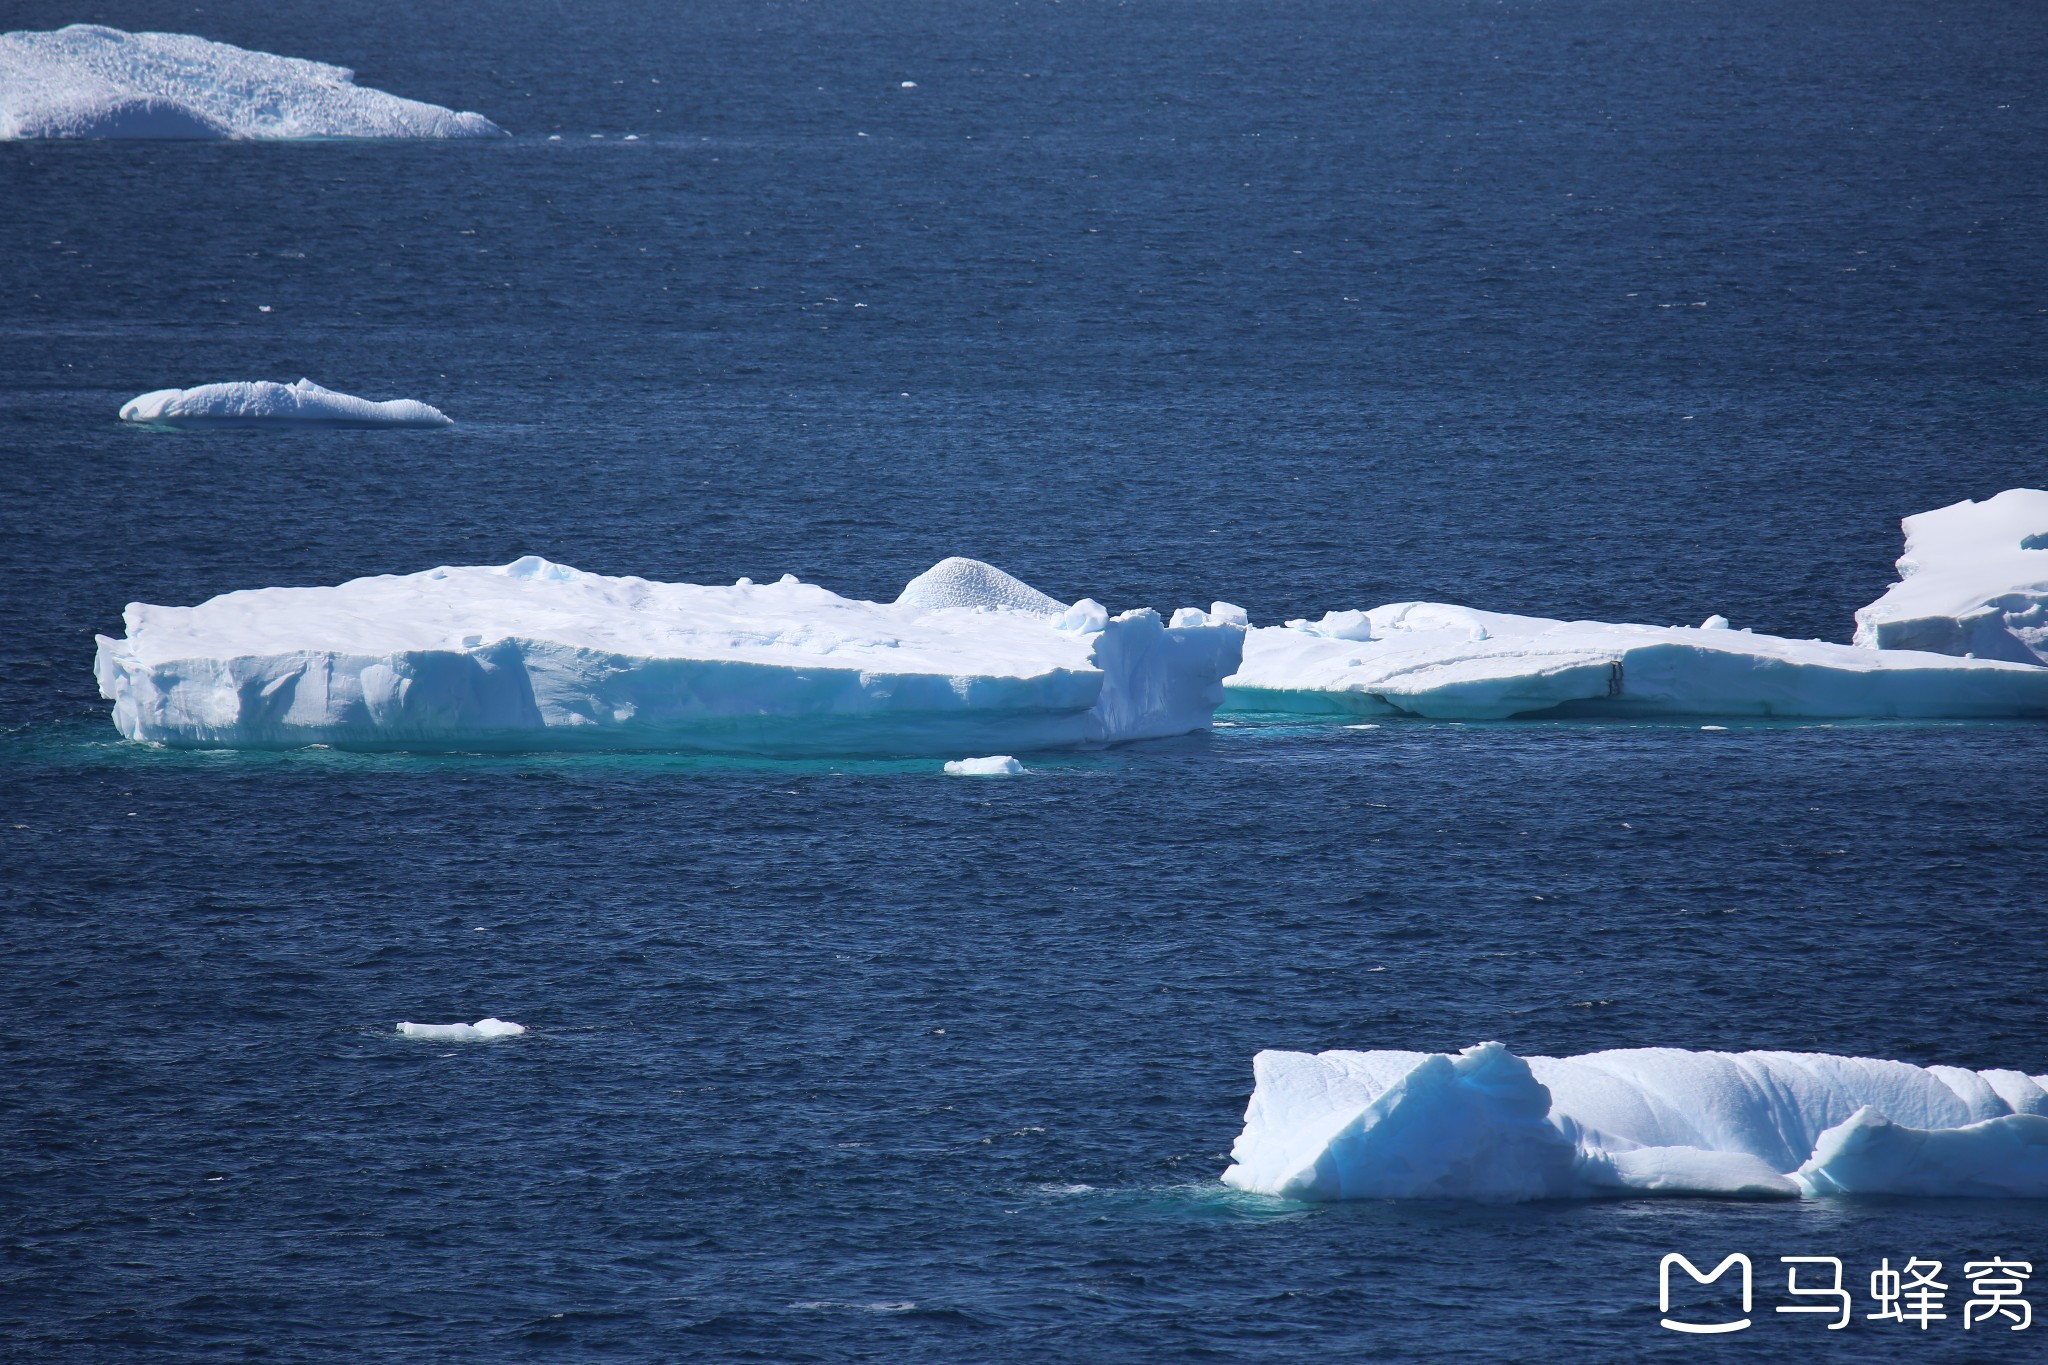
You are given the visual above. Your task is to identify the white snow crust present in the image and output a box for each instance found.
[1225,603,2048,720]
[1853,488,2048,665]
[0,26,504,139]
[94,558,1245,753]
[398,1018,525,1040]
[1223,1043,2048,1202]
[120,379,452,429]
[944,754,1024,775]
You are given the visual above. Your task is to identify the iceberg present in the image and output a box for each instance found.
[1223,1043,2048,1202]
[944,754,1024,775]
[1853,488,2048,665]
[119,379,453,429]
[1224,603,2048,720]
[0,26,504,139]
[94,557,1245,754]
[398,1018,525,1041]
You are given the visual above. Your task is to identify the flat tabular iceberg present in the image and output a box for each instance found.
[1225,603,2048,720]
[0,26,504,139]
[944,754,1024,775]
[120,379,452,429]
[95,558,1245,754]
[398,1018,525,1041]
[1224,490,2048,720]
[1853,488,2048,665]
[1224,1043,2048,1202]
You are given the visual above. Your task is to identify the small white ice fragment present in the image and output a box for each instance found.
[398,1018,525,1040]
[944,755,1023,776]
[1701,725,1728,731]
[1701,614,1731,630]
[900,81,917,88]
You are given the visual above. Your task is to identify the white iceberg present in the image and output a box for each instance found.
[1853,488,2048,665]
[944,754,1024,775]
[1223,1042,2048,1202]
[1224,602,2048,720]
[94,557,1246,754]
[0,26,504,139]
[398,1018,525,1041]
[119,379,452,429]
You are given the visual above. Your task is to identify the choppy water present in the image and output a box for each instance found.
[4,0,2047,1357]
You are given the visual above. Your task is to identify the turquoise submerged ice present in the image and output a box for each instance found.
[0,26,504,139]
[1224,1043,2048,1202]
[93,557,1247,754]
[1224,489,2048,720]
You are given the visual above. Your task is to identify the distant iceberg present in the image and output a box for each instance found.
[398,1018,525,1041]
[1224,490,2048,720]
[944,754,1024,775]
[1224,1043,2048,1202]
[94,558,1246,754]
[120,379,452,429]
[1853,488,2048,665]
[0,26,504,139]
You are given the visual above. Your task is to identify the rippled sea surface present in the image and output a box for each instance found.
[4,0,2047,1357]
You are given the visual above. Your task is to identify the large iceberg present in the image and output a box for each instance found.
[1224,603,2048,720]
[1224,489,2048,720]
[0,26,504,139]
[1223,1043,2048,1202]
[120,379,452,429]
[93,558,1246,754]
[1853,488,2048,665]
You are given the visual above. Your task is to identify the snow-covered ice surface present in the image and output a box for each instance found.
[1224,603,2048,720]
[398,1019,525,1041]
[119,379,452,429]
[1223,1043,2048,1202]
[94,558,1245,754]
[1853,488,2048,665]
[0,26,504,139]
[944,755,1024,775]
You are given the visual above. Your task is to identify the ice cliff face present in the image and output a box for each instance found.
[0,26,505,139]
[1852,488,2048,666]
[119,379,453,429]
[93,558,1245,754]
[1224,1044,2048,1202]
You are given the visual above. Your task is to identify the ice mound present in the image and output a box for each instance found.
[94,557,1245,754]
[944,754,1023,775]
[0,26,504,139]
[1225,602,2048,720]
[398,1018,525,1041]
[897,557,1064,616]
[1223,1043,2048,1202]
[1853,488,2048,665]
[119,379,452,429]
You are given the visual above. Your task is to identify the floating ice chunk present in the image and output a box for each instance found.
[1854,488,2048,665]
[0,26,505,139]
[1224,1043,2048,1202]
[895,557,1063,616]
[1225,601,2048,720]
[94,558,1245,754]
[944,754,1023,775]
[398,1018,525,1041]
[119,379,453,429]
[1700,614,1730,630]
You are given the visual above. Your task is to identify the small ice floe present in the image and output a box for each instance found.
[944,755,1024,776]
[120,378,452,429]
[397,1018,526,1041]
[1700,725,1728,731]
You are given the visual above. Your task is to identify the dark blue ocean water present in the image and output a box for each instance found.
[4,0,2047,1357]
